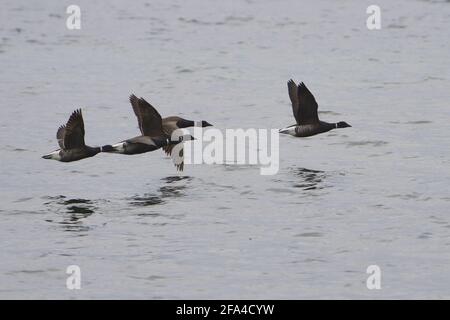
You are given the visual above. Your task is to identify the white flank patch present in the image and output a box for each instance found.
[112,142,125,152]
[279,126,296,135]
[48,150,62,160]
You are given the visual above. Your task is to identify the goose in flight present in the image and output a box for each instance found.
[279,79,351,137]
[42,109,101,162]
[101,95,194,171]
[161,116,212,171]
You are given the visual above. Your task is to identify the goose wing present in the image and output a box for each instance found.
[129,94,165,137]
[162,144,184,172]
[62,109,85,149]
[297,82,319,124]
[287,79,301,124]
[56,125,66,149]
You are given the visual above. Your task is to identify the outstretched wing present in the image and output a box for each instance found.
[56,125,66,149]
[297,82,319,124]
[162,145,173,156]
[287,79,300,124]
[129,94,164,137]
[162,144,184,172]
[63,109,85,149]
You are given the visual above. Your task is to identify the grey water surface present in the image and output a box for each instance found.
[1,0,450,299]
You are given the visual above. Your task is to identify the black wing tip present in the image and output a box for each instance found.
[175,162,184,171]
[298,82,309,93]
[68,108,83,120]
[129,93,138,103]
[70,108,82,115]
[139,96,149,104]
[66,108,84,128]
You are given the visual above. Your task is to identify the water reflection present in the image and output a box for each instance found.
[129,194,163,207]
[291,168,329,191]
[128,176,192,207]
[43,196,97,232]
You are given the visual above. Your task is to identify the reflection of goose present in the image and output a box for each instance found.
[280,80,351,137]
[161,176,192,184]
[292,168,327,190]
[44,196,96,232]
[129,194,164,207]
[159,185,186,198]
[61,198,96,218]
[129,176,192,206]
[42,109,101,162]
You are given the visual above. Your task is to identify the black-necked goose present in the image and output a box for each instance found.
[101,95,194,170]
[162,116,212,133]
[279,80,351,137]
[161,116,212,171]
[42,109,101,162]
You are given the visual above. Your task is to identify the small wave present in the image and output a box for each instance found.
[43,196,99,231]
[175,67,194,74]
[128,194,164,207]
[346,140,388,147]
[319,110,341,116]
[266,187,296,194]
[295,232,323,237]
[387,24,407,29]
[178,16,253,26]
[405,120,432,124]
[292,168,329,191]
[162,176,191,183]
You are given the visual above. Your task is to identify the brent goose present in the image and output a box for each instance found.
[161,116,212,171]
[162,116,212,133]
[101,95,194,170]
[279,79,351,137]
[42,109,101,162]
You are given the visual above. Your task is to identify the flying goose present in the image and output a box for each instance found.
[279,80,351,137]
[101,95,194,170]
[42,109,101,162]
[161,116,212,171]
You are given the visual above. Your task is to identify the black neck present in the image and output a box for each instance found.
[321,122,337,130]
[89,146,102,154]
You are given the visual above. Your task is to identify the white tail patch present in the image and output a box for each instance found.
[279,126,297,136]
[43,150,62,160]
[112,142,125,152]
